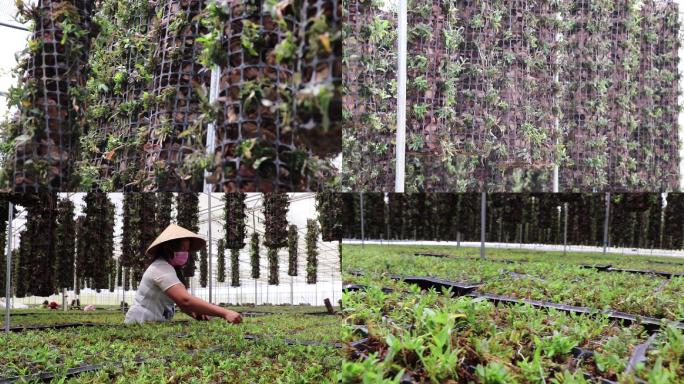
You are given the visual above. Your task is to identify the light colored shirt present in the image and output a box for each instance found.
[124,259,183,324]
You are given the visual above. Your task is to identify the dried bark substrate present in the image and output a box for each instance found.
[8,0,94,192]
[144,0,210,191]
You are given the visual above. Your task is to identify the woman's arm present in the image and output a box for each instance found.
[165,284,242,323]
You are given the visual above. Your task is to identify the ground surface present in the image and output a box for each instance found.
[1,306,343,383]
[341,244,684,383]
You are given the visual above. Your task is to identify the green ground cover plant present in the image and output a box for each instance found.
[339,282,683,382]
[343,245,684,320]
[1,309,343,382]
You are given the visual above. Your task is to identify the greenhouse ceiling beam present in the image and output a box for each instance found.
[394,0,407,193]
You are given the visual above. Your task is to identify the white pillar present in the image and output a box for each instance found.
[603,193,611,256]
[5,203,14,332]
[395,0,407,192]
[480,193,486,259]
[360,193,365,247]
[207,193,212,304]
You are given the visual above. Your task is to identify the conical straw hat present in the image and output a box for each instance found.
[146,224,206,256]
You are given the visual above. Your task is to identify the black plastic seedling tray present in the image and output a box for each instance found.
[580,264,684,278]
[413,253,521,264]
[343,284,394,294]
[468,292,683,333]
[414,252,450,258]
[389,275,482,296]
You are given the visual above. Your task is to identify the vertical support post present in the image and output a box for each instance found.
[203,65,220,194]
[603,192,611,256]
[480,192,486,260]
[395,0,407,192]
[207,192,213,304]
[62,288,66,312]
[553,166,559,192]
[679,8,684,190]
[359,193,365,247]
[203,65,219,302]
[290,275,293,305]
[5,202,14,333]
[553,7,561,193]
[252,211,257,305]
[387,218,390,241]
[563,203,568,256]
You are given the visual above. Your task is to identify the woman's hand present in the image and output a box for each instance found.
[223,310,242,324]
[191,312,209,321]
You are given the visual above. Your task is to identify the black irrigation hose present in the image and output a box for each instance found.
[9,309,125,317]
[342,277,684,333]
[6,320,193,332]
[0,333,342,383]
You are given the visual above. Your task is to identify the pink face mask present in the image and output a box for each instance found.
[169,251,189,267]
